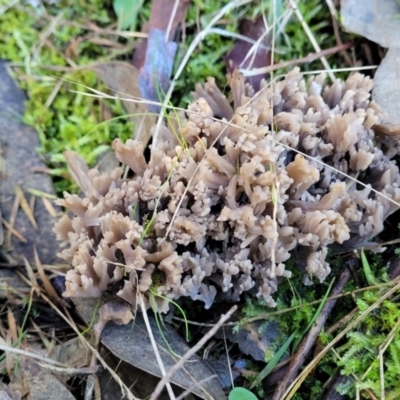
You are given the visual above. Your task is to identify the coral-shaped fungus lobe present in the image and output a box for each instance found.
[55,68,400,312]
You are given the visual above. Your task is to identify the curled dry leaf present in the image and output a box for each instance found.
[22,359,75,400]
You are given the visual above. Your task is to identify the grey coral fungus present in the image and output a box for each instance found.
[55,68,400,311]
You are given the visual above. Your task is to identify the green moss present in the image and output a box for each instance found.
[0,4,134,194]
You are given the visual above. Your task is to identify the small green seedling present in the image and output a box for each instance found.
[229,387,258,400]
[360,248,379,286]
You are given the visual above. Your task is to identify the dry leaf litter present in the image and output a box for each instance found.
[54,68,400,313]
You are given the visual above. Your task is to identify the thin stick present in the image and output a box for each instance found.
[0,343,66,367]
[150,305,237,400]
[38,363,101,376]
[241,42,353,77]
[165,0,180,42]
[140,295,176,400]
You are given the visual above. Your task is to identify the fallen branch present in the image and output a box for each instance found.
[150,305,237,400]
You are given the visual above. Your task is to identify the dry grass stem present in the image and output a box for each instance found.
[165,0,180,42]
[272,266,352,399]
[45,78,64,108]
[34,247,61,306]
[150,305,237,400]
[282,280,400,399]
[38,363,101,376]
[20,257,40,296]
[0,341,66,367]
[139,295,176,400]
[241,42,353,77]
[289,0,335,81]
[41,196,58,217]
[38,292,140,400]
[1,218,27,243]
[5,193,20,249]
[15,186,37,230]
[172,279,400,327]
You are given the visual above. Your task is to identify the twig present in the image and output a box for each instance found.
[326,0,353,67]
[272,264,353,400]
[38,363,101,376]
[0,342,66,367]
[241,42,353,77]
[150,305,237,400]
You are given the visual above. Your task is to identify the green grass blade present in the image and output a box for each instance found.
[361,248,379,286]
[250,329,298,389]
[292,277,335,350]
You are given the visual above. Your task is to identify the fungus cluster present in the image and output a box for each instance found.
[54,68,400,311]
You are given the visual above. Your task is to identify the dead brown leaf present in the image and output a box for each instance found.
[90,61,156,147]
[225,15,271,91]
[22,359,76,400]
[215,316,279,362]
[74,297,225,400]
